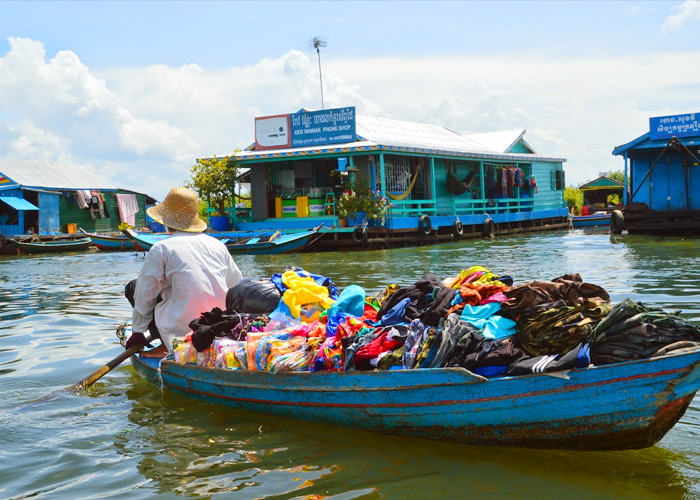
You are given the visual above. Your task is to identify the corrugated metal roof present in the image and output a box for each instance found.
[463,129,529,153]
[235,116,564,163]
[0,160,117,191]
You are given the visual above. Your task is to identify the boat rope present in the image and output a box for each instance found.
[157,358,165,394]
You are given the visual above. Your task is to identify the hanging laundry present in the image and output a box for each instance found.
[115,193,139,226]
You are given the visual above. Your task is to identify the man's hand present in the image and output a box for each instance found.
[125,332,151,350]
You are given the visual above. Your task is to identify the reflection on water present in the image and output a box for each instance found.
[2,231,700,499]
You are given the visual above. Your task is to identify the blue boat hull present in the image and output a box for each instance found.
[124,228,319,255]
[81,232,139,251]
[572,214,611,228]
[225,230,319,255]
[131,348,700,450]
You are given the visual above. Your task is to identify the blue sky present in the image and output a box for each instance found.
[1,1,699,199]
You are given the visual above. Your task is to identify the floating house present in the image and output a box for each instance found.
[612,112,700,235]
[0,160,156,238]
[226,107,569,249]
[570,176,624,228]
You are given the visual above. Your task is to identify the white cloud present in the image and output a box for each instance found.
[662,0,700,33]
[1,36,699,198]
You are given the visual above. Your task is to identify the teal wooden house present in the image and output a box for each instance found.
[227,107,568,247]
[612,112,700,234]
[0,160,156,237]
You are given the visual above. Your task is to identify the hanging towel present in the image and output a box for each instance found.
[115,193,139,226]
[75,190,89,209]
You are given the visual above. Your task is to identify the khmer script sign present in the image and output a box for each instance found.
[255,107,357,150]
[649,112,700,141]
[290,107,356,148]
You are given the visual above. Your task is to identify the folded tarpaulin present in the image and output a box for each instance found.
[115,193,139,226]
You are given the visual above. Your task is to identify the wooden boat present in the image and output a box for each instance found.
[79,228,141,251]
[131,346,700,450]
[224,225,323,255]
[11,237,93,254]
[571,212,612,228]
[121,229,172,251]
[123,226,322,255]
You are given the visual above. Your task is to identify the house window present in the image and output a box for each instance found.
[551,170,565,190]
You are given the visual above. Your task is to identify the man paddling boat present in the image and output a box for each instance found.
[125,187,242,357]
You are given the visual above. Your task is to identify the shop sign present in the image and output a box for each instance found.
[650,112,700,140]
[255,114,291,149]
[255,107,356,150]
[290,107,356,148]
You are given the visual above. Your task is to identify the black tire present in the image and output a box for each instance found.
[483,217,495,237]
[418,215,432,236]
[352,227,367,244]
[0,234,6,248]
[610,210,625,235]
[453,220,463,236]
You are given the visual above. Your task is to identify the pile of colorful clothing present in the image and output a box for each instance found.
[169,266,700,377]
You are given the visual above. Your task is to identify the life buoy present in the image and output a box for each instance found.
[610,210,625,235]
[418,215,432,236]
[453,220,463,236]
[483,217,495,237]
[352,227,367,244]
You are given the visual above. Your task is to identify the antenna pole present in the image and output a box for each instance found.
[309,36,327,110]
[316,46,324,109]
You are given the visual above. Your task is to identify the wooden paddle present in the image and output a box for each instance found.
[64,334,153,393]
[24,334,153,405]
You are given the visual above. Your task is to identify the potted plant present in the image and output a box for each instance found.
[187,154,239,231]
[336,190,357,226]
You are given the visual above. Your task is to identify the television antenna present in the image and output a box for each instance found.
[307,36,327,109]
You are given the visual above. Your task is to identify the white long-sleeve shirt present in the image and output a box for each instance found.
[131,231,242,351]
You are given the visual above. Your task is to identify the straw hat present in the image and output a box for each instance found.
[147,187,208,233]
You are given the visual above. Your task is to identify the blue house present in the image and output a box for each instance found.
[226,107,568,247]
[0,160,156,238]
[612,112,700,234]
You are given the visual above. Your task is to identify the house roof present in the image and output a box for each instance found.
[0,160,118,191]
[579,176,624,191]
[612,132,700,156]
[463,129,534,154]
[234,116,564,163]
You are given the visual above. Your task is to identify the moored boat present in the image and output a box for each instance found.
[79,228,141,251]
[11,237,93,254]
[123,226,322,255]
[571,212,611,228]
[224,225,323,255]
[131,346,700,450]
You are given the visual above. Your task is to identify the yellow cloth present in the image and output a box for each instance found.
[281,270,335,318]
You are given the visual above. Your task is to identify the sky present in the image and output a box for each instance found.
[1,0,699,201]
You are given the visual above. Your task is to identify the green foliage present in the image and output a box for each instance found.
[564,186,583,210]
[187,154,239,216]
[608,170,624,183]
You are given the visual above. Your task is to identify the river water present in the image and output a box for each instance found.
[2,229,700,499]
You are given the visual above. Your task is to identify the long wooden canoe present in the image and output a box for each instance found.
[79,228,140,251]
[131,346,700,450]
[11,237,93,254]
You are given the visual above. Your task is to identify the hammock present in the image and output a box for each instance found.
[386,164,423,201]
[447,171,474,195]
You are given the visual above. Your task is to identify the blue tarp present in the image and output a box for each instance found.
[0,196,38,211]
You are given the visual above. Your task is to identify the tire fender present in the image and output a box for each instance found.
[610,210,625,235]
[453,220,464,236]
[483,217,495,237]
[352,227,367,244]
[418,215,432,236]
